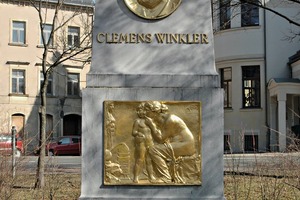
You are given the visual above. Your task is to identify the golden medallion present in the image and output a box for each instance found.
[124,0,182,20]
[104,101,202,185]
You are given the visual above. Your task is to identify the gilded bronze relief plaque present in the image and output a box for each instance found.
[124,0,181,20]
[104,101,202,185]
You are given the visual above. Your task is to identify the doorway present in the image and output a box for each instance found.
[63,114,81,136]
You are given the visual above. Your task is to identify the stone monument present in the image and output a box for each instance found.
[81,0,225,199]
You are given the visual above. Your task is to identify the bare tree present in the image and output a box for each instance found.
[212,0,300,36]
[28,0,93,189]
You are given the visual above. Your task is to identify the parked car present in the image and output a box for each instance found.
[0,134,24,157]
[46,136,81,156]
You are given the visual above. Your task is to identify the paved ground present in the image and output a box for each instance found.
[5,152,299,175]
[9,156,81,174]
[224,152,300,174]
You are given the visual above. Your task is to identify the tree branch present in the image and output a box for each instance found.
[243,0,300,27]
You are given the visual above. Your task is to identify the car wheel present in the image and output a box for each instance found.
[15,149,21,157]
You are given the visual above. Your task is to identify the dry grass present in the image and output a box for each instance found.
[1,173,80,200]
[224,175,300,200]
[1,151,299,199]
[0,155,80,200]
[3,173,299,200]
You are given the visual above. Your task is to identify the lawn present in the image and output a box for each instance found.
[1,173,298,199]
[1,152,300,199]
[225,175,300,200]
[0,173,80,200]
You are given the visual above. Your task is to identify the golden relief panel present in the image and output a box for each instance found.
[124,0,182,19]
[104,101,202,185]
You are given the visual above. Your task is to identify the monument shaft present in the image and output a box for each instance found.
[81,0,225,199]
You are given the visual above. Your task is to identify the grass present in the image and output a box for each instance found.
[1,173,80,200]
[3,173,299,199]
[224,151,300,200]
[224,175,300,200]
[1,152,299,199]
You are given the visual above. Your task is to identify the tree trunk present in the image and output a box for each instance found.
[35,76,48,189]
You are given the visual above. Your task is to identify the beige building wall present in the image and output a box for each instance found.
[0,0,93,154]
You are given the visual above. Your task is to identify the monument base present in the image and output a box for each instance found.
[81,81,225,199]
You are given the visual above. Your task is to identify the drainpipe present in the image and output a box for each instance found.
[263,0,270,151]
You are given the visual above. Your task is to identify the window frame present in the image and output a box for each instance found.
[67,73,80,96]
[11,21,26,45]
[242,65,261,108]
[11,69,26,94]
[244,135,258,152]
[40,24,53,46]
[241,0,259,27]
[68,26,80,48]
[40,71,54,96]
[219,0,231,30]
[220,67,232,108]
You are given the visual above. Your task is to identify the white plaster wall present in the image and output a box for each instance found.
[214,1,300,152]
[217,59,266,152]
[214,27,264,62]
[265,6,300,80]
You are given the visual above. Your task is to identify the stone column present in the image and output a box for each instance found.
[269,97,277,151]
[278,93,287,152]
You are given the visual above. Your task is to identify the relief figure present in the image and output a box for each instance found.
[106,103,115,149]
[144,101,196,183]
[103,100,201,185]
[132,103,156,183]
[105,149,123,183]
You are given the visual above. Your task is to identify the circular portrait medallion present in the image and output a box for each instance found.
[124,0,182,20]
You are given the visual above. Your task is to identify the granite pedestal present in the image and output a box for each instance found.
[81,0,225,199]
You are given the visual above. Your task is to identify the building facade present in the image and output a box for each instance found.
[1,0,299,154]
[213,0,300,152]
[0,0,93,153]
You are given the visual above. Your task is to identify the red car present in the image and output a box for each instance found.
[46,136,81,156]
[0,134,24,157]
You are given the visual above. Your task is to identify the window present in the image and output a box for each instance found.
[12,21,26,44]
[68,27,80,47]
[242,66,260,108]
[241,0,259,27]
[40,72,53,95]
[12,70,25,94]
[67,73,79,96]
[72,137,80,143]
[224,135,231,151]
[220,67,232,108]
[244,135,258,152]
[41,24,53,45]
[219,0,231,30]
[59,137,71,145]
